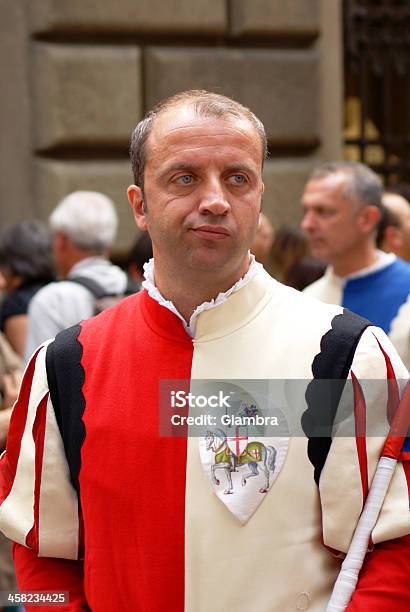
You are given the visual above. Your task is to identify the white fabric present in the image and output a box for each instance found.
[389,296,410,371]
[0,343,80,559]
[185,273,410,610]
[320,326,409,553]
[142,254,263,337]
[0,345,50,544]
[38,395,79,559]
[25,256,127,362]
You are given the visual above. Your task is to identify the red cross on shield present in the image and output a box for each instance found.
[227,425,248,457]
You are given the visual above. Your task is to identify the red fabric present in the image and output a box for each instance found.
[352,372,368,501]
[0,348,41,504]
[13,543,88,611]
[374,335,399,423]
[346,535,410,611]
[382,381,410,459]
[77,291,193,611]
[26,394,48,550]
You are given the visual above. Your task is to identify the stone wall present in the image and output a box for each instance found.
[0,0,343,251]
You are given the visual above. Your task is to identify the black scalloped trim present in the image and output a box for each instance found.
[45,324,85,498]
[301,309,370,484]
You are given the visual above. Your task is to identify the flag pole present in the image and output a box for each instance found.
[326,379,410,611]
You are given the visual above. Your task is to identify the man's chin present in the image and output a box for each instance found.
[187,251,247,275]
[308,243,329,261]
[188,256,228,273]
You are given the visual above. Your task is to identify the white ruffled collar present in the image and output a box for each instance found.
[142,255,263,337]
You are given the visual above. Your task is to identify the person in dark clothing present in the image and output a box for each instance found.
[0,220,54,356]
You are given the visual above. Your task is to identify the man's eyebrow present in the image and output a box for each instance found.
[158,163,198,180]
[223,163,256,174]
[301,202,333,212]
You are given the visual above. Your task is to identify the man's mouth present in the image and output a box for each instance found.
[190,225,231,240]
[308,236,324,246]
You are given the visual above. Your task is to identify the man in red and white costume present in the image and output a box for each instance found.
[0,91,409,611]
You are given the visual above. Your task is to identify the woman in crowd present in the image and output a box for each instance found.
[270,225,326,291]
[0,220,55,357]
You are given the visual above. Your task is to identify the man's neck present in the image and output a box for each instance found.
[61,251,103,279]
[153,259,250,322]
[332,246,379,278]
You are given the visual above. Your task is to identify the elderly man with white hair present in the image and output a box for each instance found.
[24,191,128,361]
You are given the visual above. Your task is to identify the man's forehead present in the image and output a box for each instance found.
[307,172,350,194]
[305,173,354,202]
[147,104,259,151]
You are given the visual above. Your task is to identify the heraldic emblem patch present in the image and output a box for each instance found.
[198,384,289,523]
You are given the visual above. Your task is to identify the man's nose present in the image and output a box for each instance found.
[301,210,314,233]
[198,179,231,216]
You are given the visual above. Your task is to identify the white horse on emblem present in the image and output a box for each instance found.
[205,428,276,495]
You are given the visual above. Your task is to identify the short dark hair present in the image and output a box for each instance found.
[309,161,383,211]
[0,220,54,283]
[129,89,267,189]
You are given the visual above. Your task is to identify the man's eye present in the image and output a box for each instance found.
[318,208,333,217]
[230,174,246,184]
[176,175,193,185]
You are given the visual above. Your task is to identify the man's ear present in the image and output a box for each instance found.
[53,230,68,253]
[360,204,381,233]
[127,185,148,231]
[258,182,265,214]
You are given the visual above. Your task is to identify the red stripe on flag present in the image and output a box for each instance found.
[352,372,368,502]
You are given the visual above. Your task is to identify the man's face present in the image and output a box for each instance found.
[128,106,264,279]
[383,193,410,261]
[301,173,369,264]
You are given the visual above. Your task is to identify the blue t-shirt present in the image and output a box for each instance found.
[342,258,410,334]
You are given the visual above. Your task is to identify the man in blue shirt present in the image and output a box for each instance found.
[302,161,410,370]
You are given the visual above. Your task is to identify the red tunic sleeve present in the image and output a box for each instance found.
[0,344,84,607]
[13,543,88,612]
[346,535,410,611]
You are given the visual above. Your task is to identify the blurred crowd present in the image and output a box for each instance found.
[0,163,410,606]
